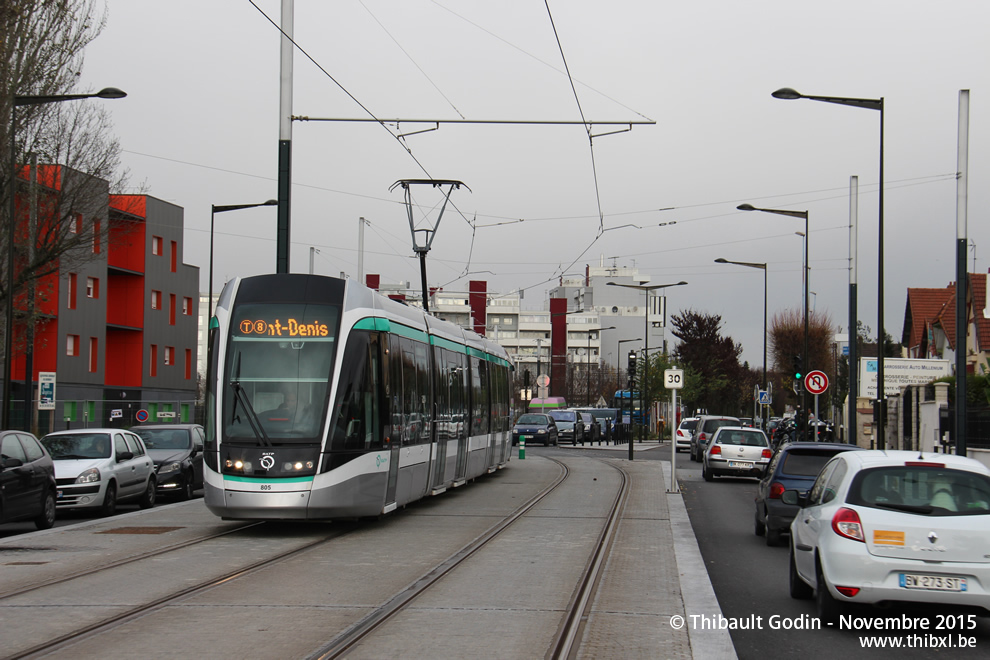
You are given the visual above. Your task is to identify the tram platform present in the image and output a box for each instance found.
[1,455,735,659]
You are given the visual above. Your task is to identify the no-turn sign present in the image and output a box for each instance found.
[804,370,829,395]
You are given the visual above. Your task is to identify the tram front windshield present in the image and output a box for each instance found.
[223,302,339,445]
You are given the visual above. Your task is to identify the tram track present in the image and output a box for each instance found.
[307,455,630,660]
[4,454,635,659]
[0,521,264,602]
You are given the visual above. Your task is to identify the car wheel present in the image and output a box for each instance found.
[815,559,845,622]
[543,435,550,447]
[100,483,118,517]
[702,463,714,482]
[179,473,195,501]
[789,545,813,599]
[35,490,57,530]
[139,477,157,509]
[766,526,783,547]
[754,509,766,537]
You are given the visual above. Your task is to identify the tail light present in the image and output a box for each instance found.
[762,448,772,459]
[835,586,860,598]
[769,482,785,499]
[831,507,865,543]
[710,444,722,456]
[676,430,685,437]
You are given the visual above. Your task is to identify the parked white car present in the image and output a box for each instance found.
[41,428,157,516]
[784,450,990,622]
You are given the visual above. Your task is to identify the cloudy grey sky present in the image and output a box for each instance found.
[78,0,989,368]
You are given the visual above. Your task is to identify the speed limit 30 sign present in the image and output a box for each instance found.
[804,370,829,395]
[664,368,684,389]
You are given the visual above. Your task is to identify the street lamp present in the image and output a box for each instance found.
[4,87,127,430]
[772,86,883,448]
[588,326,616,405]
[715,258,767,424]
[209,200,278,318]
[738,203,809,440]
[607,280,688,443]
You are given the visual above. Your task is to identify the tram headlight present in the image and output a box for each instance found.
[224,459,251,471]
[282,461,315,472]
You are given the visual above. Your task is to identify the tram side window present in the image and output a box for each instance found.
[471,357,490,436]
[447,349,467,440]
[329,331,383,452]
[434,347,449,442]
[415,340,431,442]
[400,337,419,445]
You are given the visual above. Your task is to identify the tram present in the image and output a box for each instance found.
[203,274,513,520]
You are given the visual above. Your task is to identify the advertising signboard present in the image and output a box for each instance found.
[859,358,951,399]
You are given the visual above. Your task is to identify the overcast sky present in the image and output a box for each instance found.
[78,0,989,369]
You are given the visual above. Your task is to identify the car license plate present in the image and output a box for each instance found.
[900,573,966,592]
[522,435,532,440]
[727,461,752,469]
[57,490,63,499]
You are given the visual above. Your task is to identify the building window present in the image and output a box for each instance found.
[152,235,163,256]
[170,241,177,272]
[151,290,161,310]
[66,335,80,356]
[165,346,174,366]
[88,338,98,373]
[70,214,81,234]
[150,344,158,377]
[182,297,192,315]
[93,219,101,253]
[68,273,77,309]
[86,277,99,299]
[185,349,192,380]
[169,294,176,325]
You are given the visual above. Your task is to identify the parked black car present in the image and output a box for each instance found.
[0,430,57,529]
[132,424,205,500]
[754,441,864,546]
[512,414,558,447]
[548,409,585,445]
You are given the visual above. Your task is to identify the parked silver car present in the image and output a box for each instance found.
[41,428,157,516]
[702,426,772,481]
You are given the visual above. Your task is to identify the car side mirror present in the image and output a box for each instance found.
[117,451,134,461]
[2,456,24,468]
[191,445,202,456]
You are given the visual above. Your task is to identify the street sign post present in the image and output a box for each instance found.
[664,368,684,493]
[804,370,829,440]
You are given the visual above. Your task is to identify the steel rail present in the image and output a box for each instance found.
[10,523,359,660]
[0,521,263,602]
[548,460,630,660]
[306,457,571,660]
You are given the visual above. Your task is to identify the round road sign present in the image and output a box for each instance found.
[804,370,829,395]
[135,409,150,423]
[536,374,550,388]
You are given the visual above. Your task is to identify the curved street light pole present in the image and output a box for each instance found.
[607,281,688,445]
[715,258,767,424]
[4,88,126,430]
[772,86,883,448]
[738,204,809,440]
[209,200,278,319]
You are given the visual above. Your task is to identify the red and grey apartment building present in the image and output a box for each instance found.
[8,165,199,431]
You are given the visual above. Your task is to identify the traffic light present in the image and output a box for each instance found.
[792,354,803,380]
[628,350,637,384]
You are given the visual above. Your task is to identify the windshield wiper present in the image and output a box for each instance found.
[230,380,273,448]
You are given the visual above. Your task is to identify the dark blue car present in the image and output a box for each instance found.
[512,413,558,447]
[754,442,864,546]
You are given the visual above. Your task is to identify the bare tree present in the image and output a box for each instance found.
[2,0,128,355]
